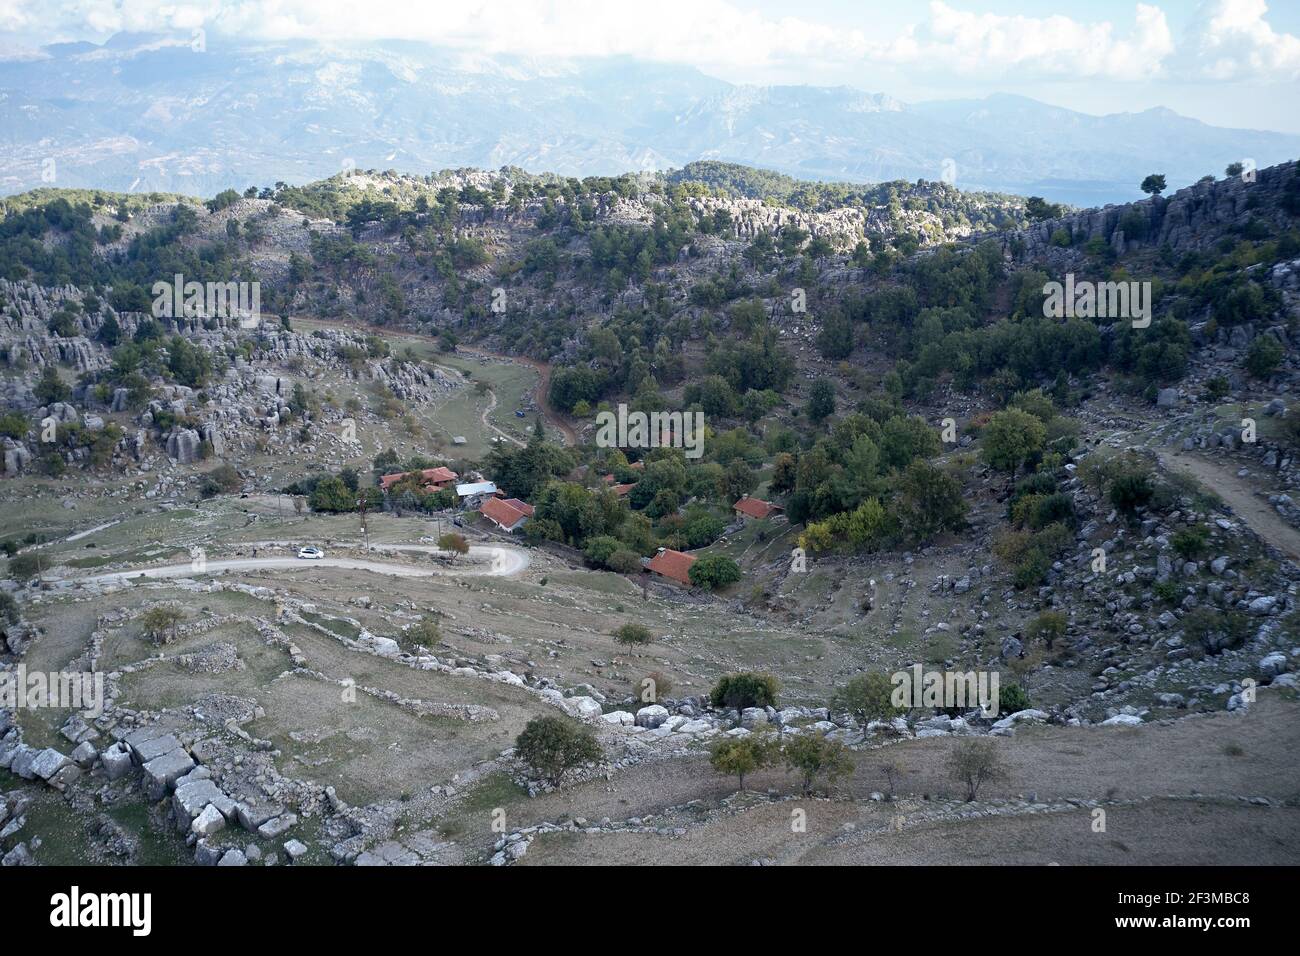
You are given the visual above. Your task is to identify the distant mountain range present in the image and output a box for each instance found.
[2,33,1298,205]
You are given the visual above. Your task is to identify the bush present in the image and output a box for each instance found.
[998,684,1032,715]
[1182,607,1249,655]
[514,716,602,787]
[634,670,673,704]
[6,554,42,581]
[198,463,242,498]
[710,672,779,711]
[1171,526,1210,560]
[1245,335,1283,379]
[402,616,441,650]
[0,591,18,622]
[606,549,643,574]
[613,622,652,646]
[831,672,904,724]
[1109,465,1154,517]
[138,604,184,644]
[688,553,742,590]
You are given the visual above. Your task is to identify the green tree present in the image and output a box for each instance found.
[1026,610,1067,649]
[138,604,184,645]
[832,672,904,726]
[709,731,777,791]
[806,378,837,423]
[1245,335,1283,379]
[308,476,355,513]
[403,616,441,650]
[892,460,966,544]
[782,733,854,796]
[7,553,42,582]
[1140,174,1167,196]
[948,738,1008,801]
[688,553,742,590]
[981,408,1046,478]
[514,716,602,788]
[710,672,779,711]
[438,532,470,562]
[33,366,69,405]
[613,622,652,646]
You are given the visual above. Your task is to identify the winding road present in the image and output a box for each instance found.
[56,544,530,587]
[1156,449,1300,560]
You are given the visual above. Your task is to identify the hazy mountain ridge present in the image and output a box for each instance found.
[2,34,1299,206]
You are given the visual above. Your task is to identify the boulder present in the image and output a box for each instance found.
[560,696,602,720]
[1259,652,1289,680]
[634,704,669,729]
[101,742,133,780]
[191,804,227,838]
[1100,714,1143,727]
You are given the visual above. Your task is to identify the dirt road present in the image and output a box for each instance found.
[56,544,530,586]
[456,345,577,446]
[1157,449,1300,559]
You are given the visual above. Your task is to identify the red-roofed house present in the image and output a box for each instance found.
[733,495,782,520]
[501,498,534,517]
[645,547,696,586]
[480,497,530,533]
[611,483,636,498]
[380,466,459,492]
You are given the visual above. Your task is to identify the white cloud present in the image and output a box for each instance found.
[876,2,1173,81]
[3,0,1297,87]
[1188,0,1300,80]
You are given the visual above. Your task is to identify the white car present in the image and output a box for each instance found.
[297,546,324,560]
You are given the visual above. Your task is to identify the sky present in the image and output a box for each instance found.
[1,0,1298,131]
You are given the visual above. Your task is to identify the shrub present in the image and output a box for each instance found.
[613,622,652,646]
[1245,335,1283,379]
[998,684,1032,715]
[1171,526,1210,560]
[1182,607,1249,655]
[7,554,42,581]
[606,549,643,574]
[710,672,779,711]
[138,604,184,644]
[1108,464,1154,517]
[583,535,622,568]
[688,553,742,590]
[403,616,441,649]
[514,716,601,787]
[198,463,242,498]
[0,591,18,622]
[634,670,673,704]
[831,672,904,725]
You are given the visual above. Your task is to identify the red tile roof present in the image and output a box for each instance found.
[502,498,534,517]
[647,548,696,585]
[480,497,529,531]
[612,483,637,497]
[380,466,458,491]
[733,496,780,519]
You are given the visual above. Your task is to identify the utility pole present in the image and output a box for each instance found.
[357,495,370,552]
